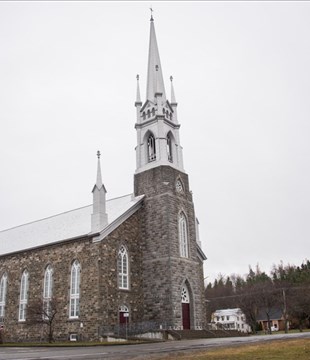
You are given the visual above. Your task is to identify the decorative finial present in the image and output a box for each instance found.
[136,74,139,81]
[170,76,173,82]
[97,150,101,159]
[150,7,154,21]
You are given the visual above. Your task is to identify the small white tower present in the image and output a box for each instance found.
[91,151,108,233]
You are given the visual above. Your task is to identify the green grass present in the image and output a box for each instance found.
[158,339,310,360]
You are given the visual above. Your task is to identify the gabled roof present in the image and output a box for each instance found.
[0,194,144,256]
[257,308,284,321]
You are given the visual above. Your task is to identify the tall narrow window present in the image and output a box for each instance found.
[19,270,29,321]
[179,212,189,258]
[69,260,80,319]
[167,133,173,162]
[0,273,7,318]
[117,246,129,289]
[43,265,53,318]
[147,134,156,162]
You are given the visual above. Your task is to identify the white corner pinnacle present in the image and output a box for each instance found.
[91,151,108,233]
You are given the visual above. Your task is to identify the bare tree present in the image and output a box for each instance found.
[27,297,58,343]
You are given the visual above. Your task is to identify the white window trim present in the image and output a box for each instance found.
[0,273,8,318]
[69,260,80,319]
[179,212,189,258]
[118,246,129,290]
[43,265,53,319]
[19,270,29,322]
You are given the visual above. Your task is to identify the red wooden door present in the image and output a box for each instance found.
[182,303,190,329]
[119,312,126,324]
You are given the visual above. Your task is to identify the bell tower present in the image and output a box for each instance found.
[134,16,184,174]
[134,16,206,330]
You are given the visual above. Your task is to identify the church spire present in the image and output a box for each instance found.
[91,151,108,233]
[146,16,166,102]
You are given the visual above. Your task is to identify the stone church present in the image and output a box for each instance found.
[0,16,207,342]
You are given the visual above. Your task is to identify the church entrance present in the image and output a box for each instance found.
[181,284,190,329]
[119,305,129,324]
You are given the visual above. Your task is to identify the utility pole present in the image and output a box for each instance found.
[283,289,288,333]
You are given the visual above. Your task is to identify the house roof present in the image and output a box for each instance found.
[257,308,283,321]
[213,308,243,316]
[0,194,144,256]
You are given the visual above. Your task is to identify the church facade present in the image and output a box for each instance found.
[0,17,206,342]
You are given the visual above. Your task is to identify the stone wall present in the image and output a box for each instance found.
[134,165,206,329]
[0,211,144,342]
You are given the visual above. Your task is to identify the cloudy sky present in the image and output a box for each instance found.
[1,1,309,283]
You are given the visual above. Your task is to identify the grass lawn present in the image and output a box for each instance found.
[156,338,310,360]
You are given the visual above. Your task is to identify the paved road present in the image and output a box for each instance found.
[1,332,310,360]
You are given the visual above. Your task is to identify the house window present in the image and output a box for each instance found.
[69,260,80,319]
[147,109,150,118]
[147,133,156,162]
[43,265,53,318]
[19,270,29,321]
[167,133,173,162]
[227,316,230,320]
[0,273,7,318]
[118,246,129,289]
[151,108,155,117]
[179,212,189,258]
[143,112,146,120]
[216,316,220,322]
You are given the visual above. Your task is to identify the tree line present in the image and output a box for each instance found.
[205,260,310,333]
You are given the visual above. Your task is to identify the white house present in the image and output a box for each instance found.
[211,308,251,333]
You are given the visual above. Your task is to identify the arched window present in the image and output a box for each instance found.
[179,212,189,258]
[166,110,169,118]
[117,246,129,289]
[151,108,155,117]
[167,133,173,162]
[43,265,53,318]
[69,260,80,318]
[19,270,29,321]
[142,112,146,120]
[147,133,156,162]
[0,273,7,318]
[147,109,150,118]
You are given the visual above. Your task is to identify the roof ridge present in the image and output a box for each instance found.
[0,193,136,233]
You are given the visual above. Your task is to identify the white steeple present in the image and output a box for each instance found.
[146,16,166,102]
[91,151,108,233]
[135,16,184,174]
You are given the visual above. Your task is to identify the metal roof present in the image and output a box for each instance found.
[0,194,144,256]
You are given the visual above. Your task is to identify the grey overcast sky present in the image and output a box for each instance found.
[0,1,309,283]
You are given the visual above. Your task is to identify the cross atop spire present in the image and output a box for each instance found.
[150,7,154,21]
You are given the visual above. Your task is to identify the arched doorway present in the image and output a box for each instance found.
[119,305,129,325]
[181,284,190,329]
